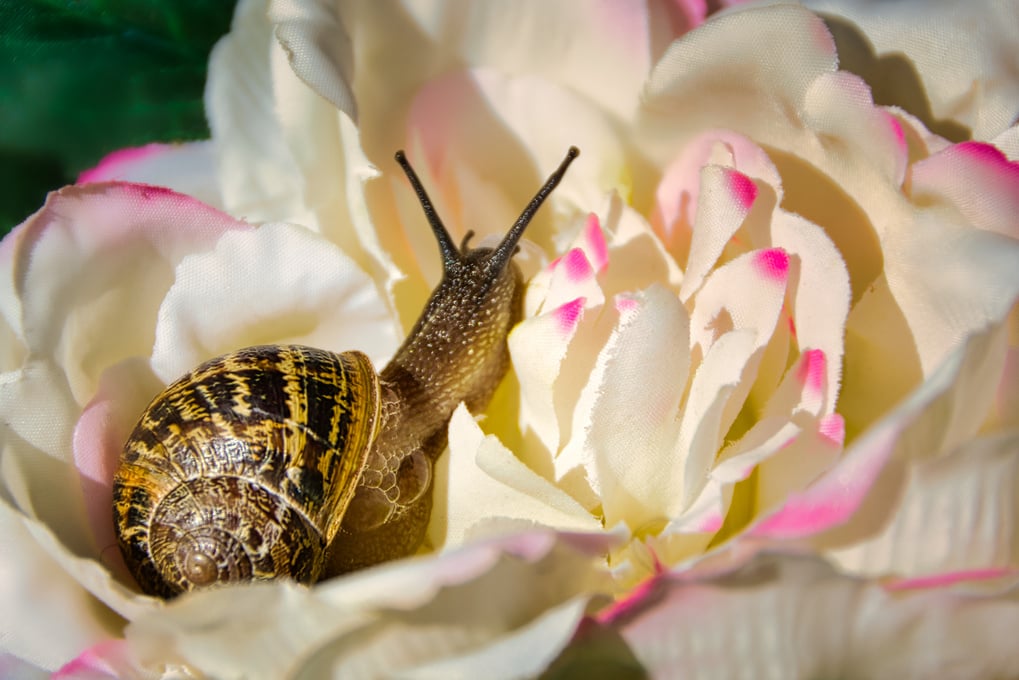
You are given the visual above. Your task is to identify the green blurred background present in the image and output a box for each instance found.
[0,1,238,237]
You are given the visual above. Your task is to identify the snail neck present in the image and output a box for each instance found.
[379,254,523,458]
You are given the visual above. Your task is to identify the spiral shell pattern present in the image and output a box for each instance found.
[113,345,380,598]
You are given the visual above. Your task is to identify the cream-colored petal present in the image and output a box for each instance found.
[509,296,588,459]
[125,530,613,678]
[273,0,655,129]
[828,431,1019,580]
[11,183,246,403]
[0,225,27,371]
[270,0,356,119]
[687,248,790,358]
[805,0,1019,140]
[433,405,600,549]
[600,551,1019,678]
[71,357,164,581]
[0,499,150,672]
[883,211,1019,376]
[151,222,399,382]
[678,165,760,302]
[640,3,837,160]
[206,0,312,227]
[401,595,592,680]
[674,329,757,511]
[769,211,850,411]
[76,142,223,210]
[558,286,690,530]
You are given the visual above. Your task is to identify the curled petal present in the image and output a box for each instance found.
[11,183,246,402]
[434,405,600,549]
[126,528,615,678]
[151,222,399,382]
[558,286,690,529]
[829,431,1019,581]
[77,143,223,210]
[910,141,1019,239]
[752,320,1011,542]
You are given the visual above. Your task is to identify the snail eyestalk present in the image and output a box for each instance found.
[395,150,460,267]
[488,146,580,271]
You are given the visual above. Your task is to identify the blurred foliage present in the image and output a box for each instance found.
[0,0,237,235]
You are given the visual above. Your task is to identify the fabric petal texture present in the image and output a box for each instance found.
[2,0,1018,676]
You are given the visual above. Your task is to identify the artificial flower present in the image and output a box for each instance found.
[2,0,1018,676]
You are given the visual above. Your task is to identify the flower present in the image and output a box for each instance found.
[2,0,1019,677]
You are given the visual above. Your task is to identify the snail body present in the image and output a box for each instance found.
[112,147,580,598]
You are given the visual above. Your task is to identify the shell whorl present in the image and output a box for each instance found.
[113,345,380,597]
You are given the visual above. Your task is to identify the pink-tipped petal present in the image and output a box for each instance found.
[77,144,173,184]
[797,348,827,398]
[562,248,594,283]
[584,213,609,272]
[727,169,757,210]
[818,413,845,446]
[554,297,586,335]
[753,248,789,282]
[911,140,1019,239]
[750,423,894,538]
[53,640,137,680]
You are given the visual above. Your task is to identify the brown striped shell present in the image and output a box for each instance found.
[112,345,381,598]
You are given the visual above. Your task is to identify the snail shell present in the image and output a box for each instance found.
[113,346,382,597]
[112,147,580,597]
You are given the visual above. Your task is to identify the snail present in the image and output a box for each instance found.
[112,146,580,598]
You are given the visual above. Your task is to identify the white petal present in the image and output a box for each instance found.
[601,551,1019,678]
[434,405,600,549]
[641,4,837,158]
[828,431,1019,580]
[12,183,246,403]
[0,499,151,672]
[76,142,223,210]
[151,222,399,382]
[559,286,690,529]
[805,0,1019,140]
[125,530,613,678]
[207,0,312,226]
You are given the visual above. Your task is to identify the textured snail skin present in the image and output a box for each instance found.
[324,245,524,574]
[112,147,579,597]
